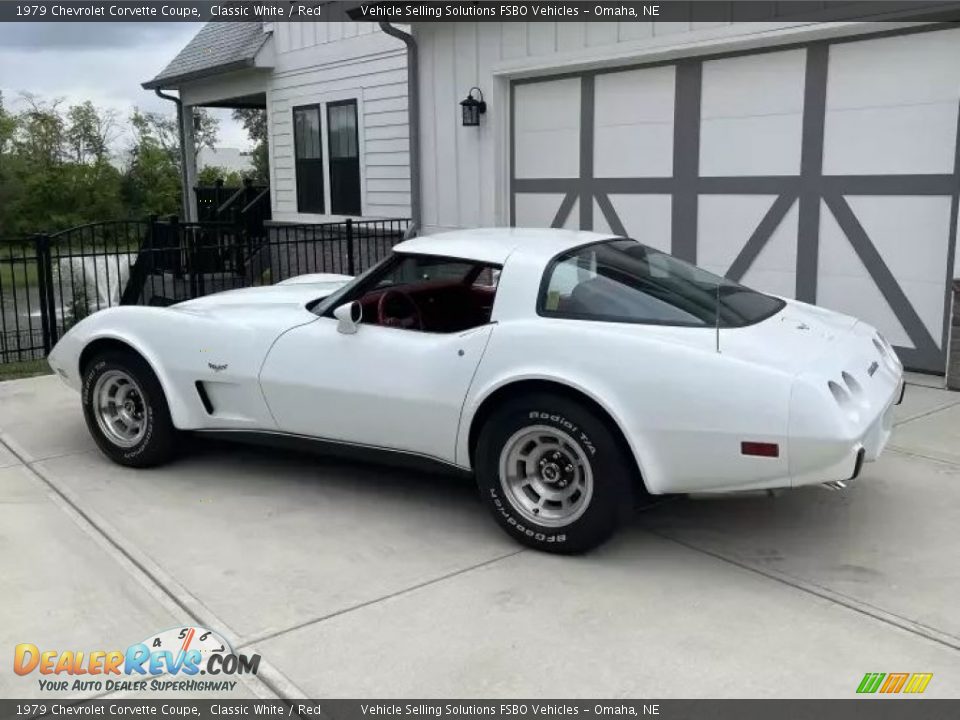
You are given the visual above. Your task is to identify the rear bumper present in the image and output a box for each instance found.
[790,375,903,488]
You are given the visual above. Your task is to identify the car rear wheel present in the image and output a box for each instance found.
[476,393,634,553]
[82,351,178,468]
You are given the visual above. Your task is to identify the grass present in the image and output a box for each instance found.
[0,258,39,288]
[0,359,51,381]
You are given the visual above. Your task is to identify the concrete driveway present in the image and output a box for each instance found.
[1,373,959,699]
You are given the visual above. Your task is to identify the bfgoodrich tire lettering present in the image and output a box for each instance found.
[476,393,634,553]
[81,351,178,468]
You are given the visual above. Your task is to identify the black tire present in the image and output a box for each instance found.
[81,351,178,468]
[475,393,634,554]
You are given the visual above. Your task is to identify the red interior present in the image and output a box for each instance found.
[357,280,495,333]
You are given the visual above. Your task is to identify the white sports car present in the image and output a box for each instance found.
[48,229,904,553]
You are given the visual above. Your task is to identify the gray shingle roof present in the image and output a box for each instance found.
[143,22,270,89]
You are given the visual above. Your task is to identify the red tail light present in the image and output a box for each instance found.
[741,441,779,457]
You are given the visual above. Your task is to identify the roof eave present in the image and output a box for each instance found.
[141,58,258,90]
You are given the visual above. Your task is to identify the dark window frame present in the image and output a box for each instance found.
[326,98,362,216]
[293,104,325,214]
[536,239,786,329]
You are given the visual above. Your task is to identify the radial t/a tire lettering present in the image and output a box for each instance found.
[475,393,634,553]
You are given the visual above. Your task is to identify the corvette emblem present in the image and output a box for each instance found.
[795,323,810,330]
[208,363,228,373]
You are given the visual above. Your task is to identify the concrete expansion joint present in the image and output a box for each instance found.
[0,434,305,702]
[643,528,960,655]
[240,549,526,649]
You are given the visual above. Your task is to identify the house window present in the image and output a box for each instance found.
[326,100,361,216]
[294,106,324,214]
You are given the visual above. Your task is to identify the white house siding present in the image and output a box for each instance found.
[414,21,960,373]
[267,23,410,222]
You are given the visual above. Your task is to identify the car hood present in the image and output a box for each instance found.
[173,276,351,315]
[720,299,867,375]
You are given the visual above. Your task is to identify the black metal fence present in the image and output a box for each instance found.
[0,217,408,365]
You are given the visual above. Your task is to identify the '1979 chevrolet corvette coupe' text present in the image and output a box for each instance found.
[48,228,904,553]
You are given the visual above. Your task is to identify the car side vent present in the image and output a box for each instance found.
[195,382,214,414]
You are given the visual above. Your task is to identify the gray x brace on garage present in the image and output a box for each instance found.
[161,17,960,375]
[502,25,959,373]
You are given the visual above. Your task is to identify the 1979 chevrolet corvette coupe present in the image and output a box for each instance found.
[48,228,904,553]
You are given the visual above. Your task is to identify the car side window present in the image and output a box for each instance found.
[375,256,476,288]
[539,240,785,327]
[348,254,502,334]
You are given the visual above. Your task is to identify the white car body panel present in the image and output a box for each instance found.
[48,229,903,495]
[259,319,493,461]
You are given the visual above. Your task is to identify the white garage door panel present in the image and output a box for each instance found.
[515,79,580,179]
[697,195,781,272]
[702,49,807,117]
[700,49,805,176]
[740,202,799,300]
[818,204,914,347]
[594,66,675,178]
[700,114,803,177]
[847,196,952,340]
[515,194,577,229]
[826,28,960,109]
[515,130,580,179]
[592,195,672,250]
[594,124,674,178]
[823,27,960,176]
[823,103,959,176]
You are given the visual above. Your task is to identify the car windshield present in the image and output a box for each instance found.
[540,239,786,328]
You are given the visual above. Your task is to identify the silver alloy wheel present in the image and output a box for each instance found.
[498,424,594,527]
[92,370,147,448]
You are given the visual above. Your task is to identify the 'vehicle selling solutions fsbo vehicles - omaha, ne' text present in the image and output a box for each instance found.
[48,228,905,553]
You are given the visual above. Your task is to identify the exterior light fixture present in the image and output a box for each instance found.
[460,87,486,127]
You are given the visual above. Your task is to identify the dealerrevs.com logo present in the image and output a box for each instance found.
[14,626,260,693]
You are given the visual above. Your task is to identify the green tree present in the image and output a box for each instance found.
[197,165,244,187]
[14,94,66,167]
[65,101,117,165]
[232,108,268,184]
[0,91,20,237]
[120,109,182,218]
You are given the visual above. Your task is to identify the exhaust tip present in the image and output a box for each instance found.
[823,480,848,491]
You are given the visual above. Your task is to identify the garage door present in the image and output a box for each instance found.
[510,27,960,374]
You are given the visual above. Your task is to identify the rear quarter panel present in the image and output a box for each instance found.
[460,318,795,494]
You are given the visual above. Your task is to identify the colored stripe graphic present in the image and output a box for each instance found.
[857,673,886,694]
[880,673,909,693]
[903,674,933,694]
[857,672,933,694]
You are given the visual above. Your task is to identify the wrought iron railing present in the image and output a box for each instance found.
[0,217,409,365]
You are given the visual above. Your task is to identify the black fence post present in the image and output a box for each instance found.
[345,218,355,275]
[214,178,224,219]
[121,216,158,306]
[33,234,51,355]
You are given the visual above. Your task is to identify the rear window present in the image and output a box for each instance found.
[539,239,785,328]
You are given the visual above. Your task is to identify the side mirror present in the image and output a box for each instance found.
[333,301,362,335]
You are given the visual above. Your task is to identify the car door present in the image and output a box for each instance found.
[258,316,494,463]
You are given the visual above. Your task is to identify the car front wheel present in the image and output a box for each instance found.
[82,351,178,468]
[475,393,634,553]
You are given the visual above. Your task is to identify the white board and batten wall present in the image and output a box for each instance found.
[267,22,411,222]
[414,21,960,373]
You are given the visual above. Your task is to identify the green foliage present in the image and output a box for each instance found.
[0,94,225,237]
[197,165,244,188]
[232,108,269,185]
[0,359,51,381]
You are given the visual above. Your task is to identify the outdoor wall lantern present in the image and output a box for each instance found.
[460,87,487,127]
